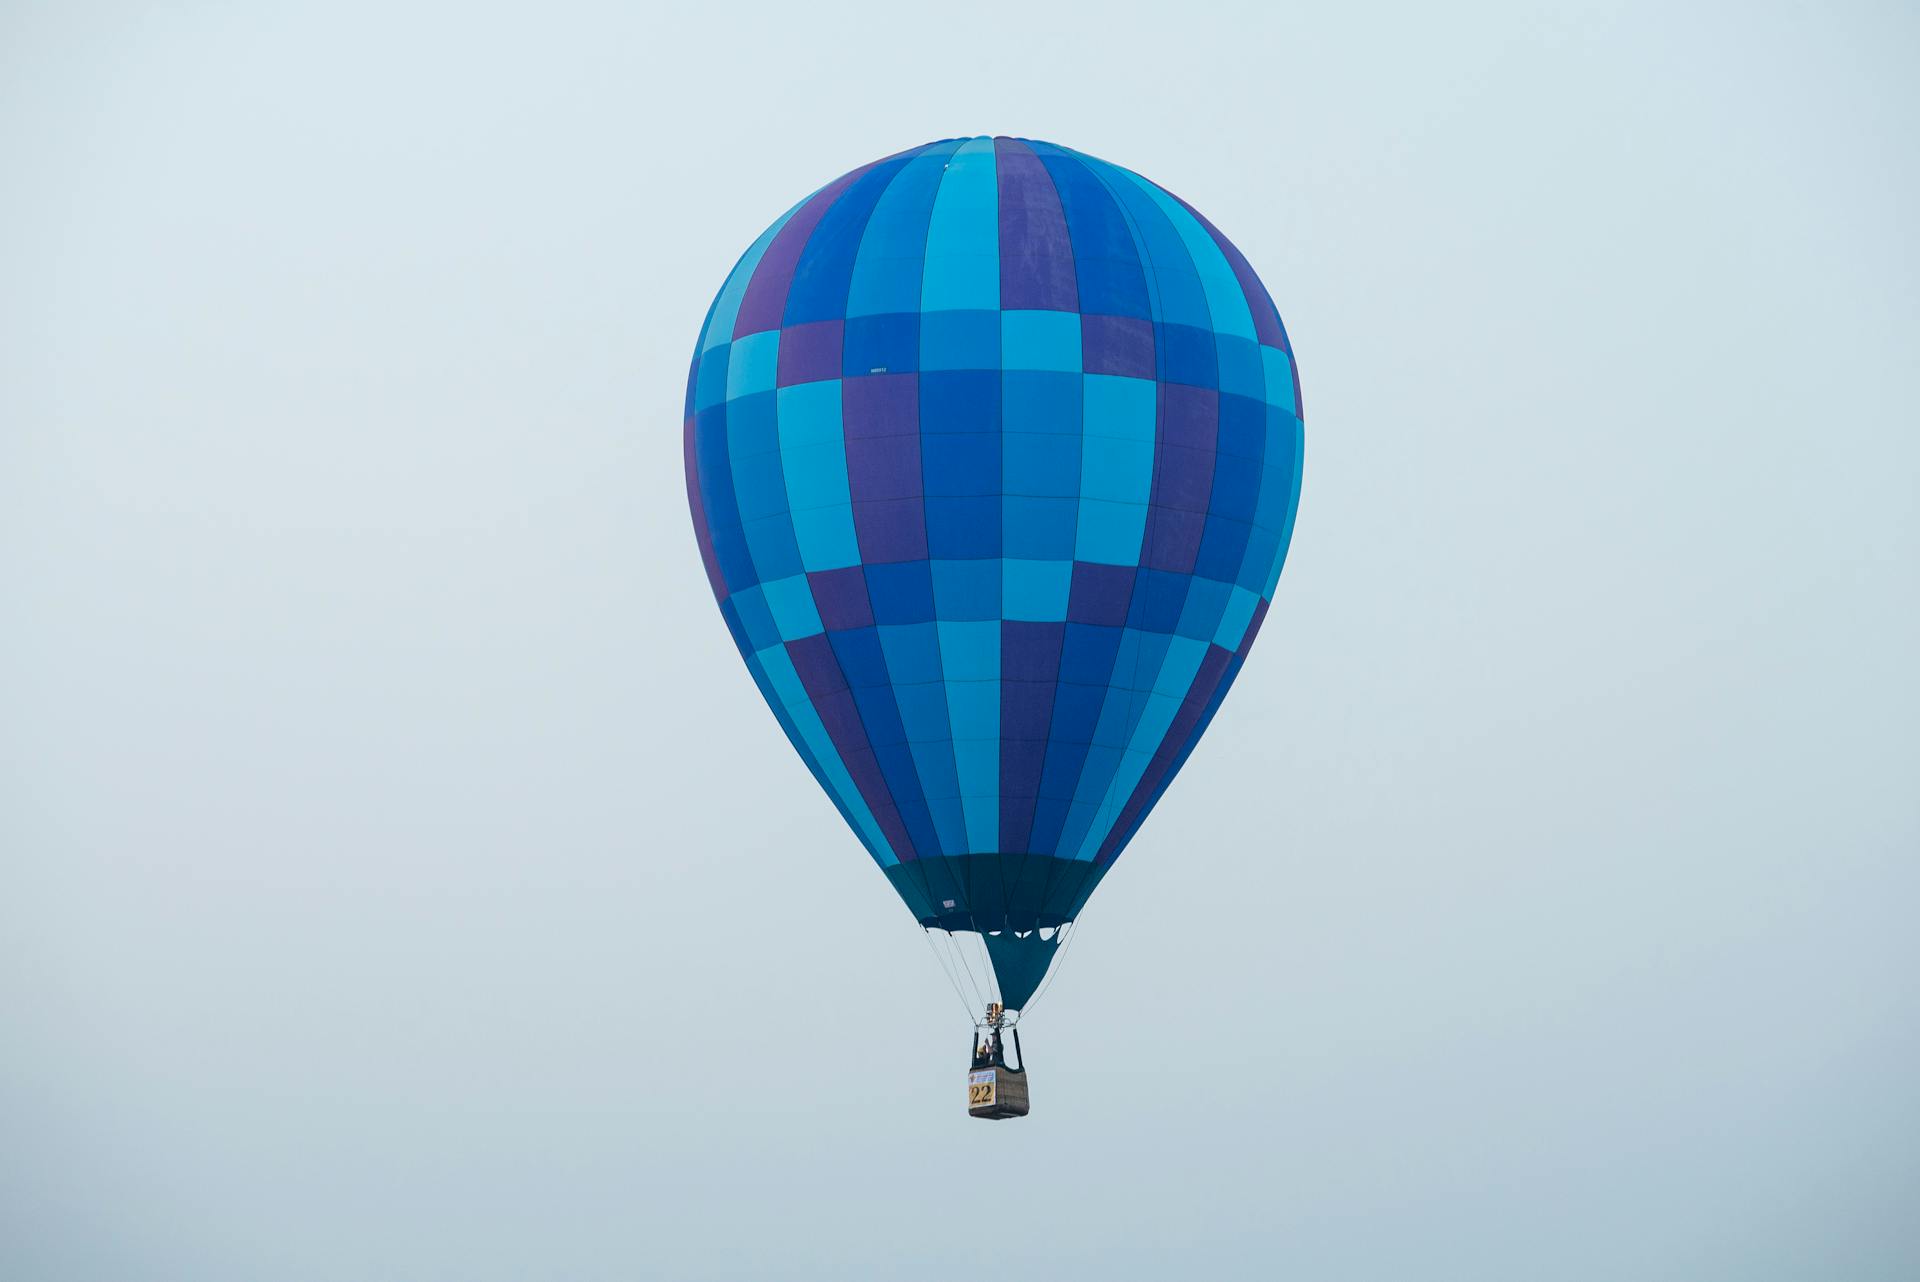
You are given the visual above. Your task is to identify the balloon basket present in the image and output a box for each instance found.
[966,1065,1030,1120]
[965,1006,1030,1119]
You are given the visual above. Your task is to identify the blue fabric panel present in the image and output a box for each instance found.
[844,312,918,376]
[864,560,937,625]
[847,143,958,318]
[921,309,1001,370]
[1003,495,1079,561]
[1029,145,1151,319]
[931,558,1001,621]
[784,155,914,327]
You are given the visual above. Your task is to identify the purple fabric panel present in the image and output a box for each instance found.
[732,165,874,339]
[1067,561,1134,626]
[845,745,916,859]
[846,422,926,564]
[995,138,1078,312]
[1000,737,1049,793]
[777,320,844,386]
[787,632,917,859]
[999,620,1065,851]
[1093,644,1234,861]
[787,632,848,694]
[1143,383,1216,573]
[808,566,873,630]
[1170,194,1290,353]
[846,432,921,502]
[842,373,918,438]
[1160,384,1219,451]
[684,414,723,596]
[1001,681,1055,741]
[1143,506,1205,573]
[811,684,864,740]
[998,740,1047,852]
[885,772,945,866]
[1002,620,1065,683]
[852,499,928,563]
[1152,385,1219,513]
[1081,314,1155,378]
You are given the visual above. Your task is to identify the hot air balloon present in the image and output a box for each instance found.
[683,136,1303,1117]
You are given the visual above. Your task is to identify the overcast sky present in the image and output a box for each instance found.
[3,2,1916,1279]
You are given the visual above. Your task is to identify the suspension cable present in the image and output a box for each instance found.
[921,927,977,1020]
[948,929,991,1015]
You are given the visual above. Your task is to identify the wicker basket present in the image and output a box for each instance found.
[966,1066,1031,1119]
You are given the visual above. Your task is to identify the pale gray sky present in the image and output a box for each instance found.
[3,2,1916,1279]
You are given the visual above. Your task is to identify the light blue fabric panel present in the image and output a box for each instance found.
[780,444,851,511]
[789,504,860,571]
[1214,584,1261,650]
[1082,374,1156,441]
[937,619,1000,680]
[1074,498,1149,566]
[1262,346,1297,412]
[1003,558,1074,621]
[1080,436,1155,503]
[727,330,780,401]
[761,574,824,640]
[921,138,1000,312]
[950,681,1000,852]
[1002,310,1082,371]
[777,380,845,448]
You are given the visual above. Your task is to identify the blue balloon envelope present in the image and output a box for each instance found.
[684,137,1303,1010]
